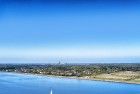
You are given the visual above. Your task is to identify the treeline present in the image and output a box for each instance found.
[0,63,140,77]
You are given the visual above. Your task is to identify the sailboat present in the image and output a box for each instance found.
[50,89,53,94]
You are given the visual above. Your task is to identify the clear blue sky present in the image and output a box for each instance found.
[0,0,140,60]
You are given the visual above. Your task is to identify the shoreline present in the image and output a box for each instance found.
[1,71,140,85]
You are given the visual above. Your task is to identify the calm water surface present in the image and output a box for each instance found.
[0,72,140,94]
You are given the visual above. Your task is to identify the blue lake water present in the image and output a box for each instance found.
[0,72,140,94]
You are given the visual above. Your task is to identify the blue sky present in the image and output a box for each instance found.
[0,0,140,60]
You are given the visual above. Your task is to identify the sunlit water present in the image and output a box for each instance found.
[0,72,140,94]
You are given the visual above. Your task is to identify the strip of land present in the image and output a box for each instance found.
[0,63,140,84]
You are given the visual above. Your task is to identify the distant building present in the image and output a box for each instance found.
[58,61,61,65]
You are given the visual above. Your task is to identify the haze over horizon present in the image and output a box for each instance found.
[0,0,140,63]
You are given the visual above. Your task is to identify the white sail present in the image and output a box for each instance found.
[50,89,53,94]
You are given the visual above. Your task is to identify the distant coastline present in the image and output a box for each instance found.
[0,63,140,85]
[1,71,140,85]
[40,74,140,85]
